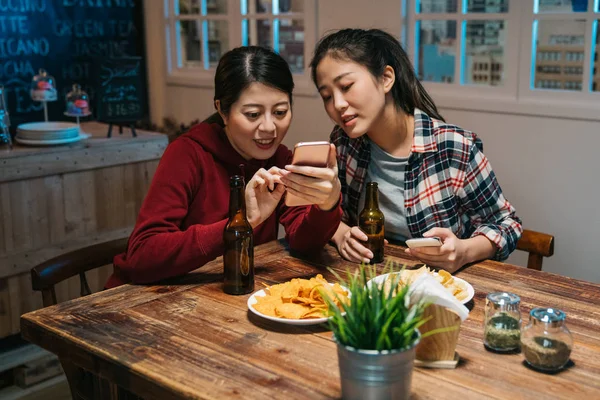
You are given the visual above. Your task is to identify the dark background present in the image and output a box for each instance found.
[0,0,148,134]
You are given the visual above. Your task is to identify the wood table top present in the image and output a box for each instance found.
[21,240,600,399]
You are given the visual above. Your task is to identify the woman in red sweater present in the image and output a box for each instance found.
[106,46,342,288]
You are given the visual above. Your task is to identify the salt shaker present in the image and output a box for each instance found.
[521,308,573,371]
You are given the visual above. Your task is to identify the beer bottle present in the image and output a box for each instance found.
[359,182,385,264]
[223,175,254,294]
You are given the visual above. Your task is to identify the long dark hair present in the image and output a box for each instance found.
[309,28,444,122]
[204,46,295,126]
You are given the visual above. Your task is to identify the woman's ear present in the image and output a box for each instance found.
[381,65,396,94]
[215,100,228,125]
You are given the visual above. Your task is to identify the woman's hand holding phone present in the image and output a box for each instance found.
[281,143,341,211]
[405,228,467,273]
[245,166,286,228]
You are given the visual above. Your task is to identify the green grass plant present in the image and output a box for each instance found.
[323,261,431,352]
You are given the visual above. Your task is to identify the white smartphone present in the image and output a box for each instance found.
[284,141,331,207]
[405,237,443,248]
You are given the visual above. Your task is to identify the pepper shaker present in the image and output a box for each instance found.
[484,292,521,352]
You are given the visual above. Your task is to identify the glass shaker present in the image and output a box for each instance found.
[521,308,573,371]
[484,292,521,352]
[0,86,12,150]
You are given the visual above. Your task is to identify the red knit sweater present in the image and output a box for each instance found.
[106,123,342,288]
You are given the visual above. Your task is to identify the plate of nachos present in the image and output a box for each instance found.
[248,274,349,325]
[369,266,474,304]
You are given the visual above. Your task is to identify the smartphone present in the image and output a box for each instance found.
[405,237,443,249]
[284,141,331,207]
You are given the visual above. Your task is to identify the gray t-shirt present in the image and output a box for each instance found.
[358,140,411,242]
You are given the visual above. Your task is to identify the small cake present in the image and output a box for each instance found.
[30,69,58,102]
[65,84,91,116]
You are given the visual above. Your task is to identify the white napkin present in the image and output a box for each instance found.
[408,273,470,321]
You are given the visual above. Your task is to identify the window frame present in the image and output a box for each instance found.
[404,0,600,121]
[164,0,318,96]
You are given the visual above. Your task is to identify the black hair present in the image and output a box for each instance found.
[204,46,294,126]
[309,28,444,122]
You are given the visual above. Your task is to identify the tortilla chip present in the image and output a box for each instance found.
[252,274,349,320]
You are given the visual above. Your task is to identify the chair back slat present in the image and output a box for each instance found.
[527,254,543,271]
[516,229,555,271]
[41,288,57,308]
[79,272,92,297]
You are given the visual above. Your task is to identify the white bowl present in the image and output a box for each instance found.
[368,272,475,304]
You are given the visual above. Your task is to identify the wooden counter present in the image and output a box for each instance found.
[0,122,168,338]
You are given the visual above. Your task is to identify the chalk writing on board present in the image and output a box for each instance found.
[0,0,146,130]
[100,61,140,86]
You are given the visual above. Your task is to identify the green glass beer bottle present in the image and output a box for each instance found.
[359,182,385,264]
[223,175,254,294]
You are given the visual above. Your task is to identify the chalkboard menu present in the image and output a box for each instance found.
[0,0,147,133]
[96,57,145,122]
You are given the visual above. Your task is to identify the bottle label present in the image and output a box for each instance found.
[239,237,251,276]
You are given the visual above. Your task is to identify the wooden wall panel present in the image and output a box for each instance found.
[29,177,51,250]
[0,183,10,254]
[0,124,166,338]
[7,181,31,253]
[95,165,127,232]
[63,171,97,239]
[0,279,11,337]
[45,175,67,245]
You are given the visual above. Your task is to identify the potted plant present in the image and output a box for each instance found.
[322,263,430,400]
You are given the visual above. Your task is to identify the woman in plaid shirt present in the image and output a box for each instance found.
[309,28,522,273]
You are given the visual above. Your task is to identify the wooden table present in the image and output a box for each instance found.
[1,122,167,338]
[21,241,600,399]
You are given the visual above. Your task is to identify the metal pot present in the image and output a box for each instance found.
[335,335,420,400]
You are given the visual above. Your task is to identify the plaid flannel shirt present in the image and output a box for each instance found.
[331,108,522,261]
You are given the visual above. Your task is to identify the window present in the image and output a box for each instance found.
[405,1,600,119]
[165,0,316,92]
[412,0,510,87]
[532,1,598,95]
[169,0,230,70]
[241,0,308,73]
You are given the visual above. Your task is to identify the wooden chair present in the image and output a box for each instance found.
[31,237,129,307]
[30,237,138,400]
[516,229,554,271]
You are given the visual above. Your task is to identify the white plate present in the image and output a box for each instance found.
[15,133,91,146]
[17,121,79,133]
[16,129,80,141]
[247,283,347,326]
[368,272,475,305]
